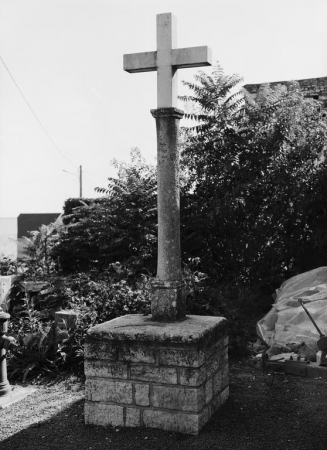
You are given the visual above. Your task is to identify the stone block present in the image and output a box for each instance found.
[151,280,186,322]
[84,342,117,361]
[125,407,141,427]
[84,361,128,379]
[179,366,207,386]
[55,310,79,329]
[134,383,150,406]
[222,345,228,363]
[223,336,229,346]
[159,347,205,367]
[130,365,177,384]
[205,340,221,358]
[85,314,228,347]
[119,345,156,364]
[199,406,210,429]
[221,386,229,404]
[206,351,220,377]
[212,386,229,412]
[205,378,213,403]
[222,364,229,389]
[85,379,133,404]
[143,409,201,435]
[84,402,124,427]
[213,370,223,393]
[152,385,205,412]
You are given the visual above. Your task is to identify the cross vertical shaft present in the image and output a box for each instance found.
[156,13,177,108]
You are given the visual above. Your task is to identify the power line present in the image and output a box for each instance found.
[0,55,77,168]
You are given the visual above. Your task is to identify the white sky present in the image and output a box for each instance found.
[1,0,326,217]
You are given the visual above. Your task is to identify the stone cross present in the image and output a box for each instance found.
[124,13,212,108]
[124,13,212,321]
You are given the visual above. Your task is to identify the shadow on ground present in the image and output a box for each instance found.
[1,360,327,450]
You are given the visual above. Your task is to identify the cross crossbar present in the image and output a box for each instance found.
[123,13,212,107]
[124,46,211,73]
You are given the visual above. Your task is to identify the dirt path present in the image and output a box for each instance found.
[0,359,326,450]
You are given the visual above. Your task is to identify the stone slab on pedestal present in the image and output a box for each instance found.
[84,314,229,435]
[55,310,79,329]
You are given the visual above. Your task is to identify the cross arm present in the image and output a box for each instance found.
[171,46,212,69]
[123,51,157,73]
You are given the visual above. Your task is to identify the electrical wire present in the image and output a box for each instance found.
[0,55,77,168]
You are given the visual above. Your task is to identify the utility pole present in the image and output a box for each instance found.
[63,166,82,197]
[79,165,82,198]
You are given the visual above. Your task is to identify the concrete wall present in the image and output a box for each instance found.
[0,218,17,260]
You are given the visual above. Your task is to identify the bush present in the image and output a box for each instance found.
[52,149,157,275]
[180,66,327,285]
[183,263,260,354]
[6,267,151,381]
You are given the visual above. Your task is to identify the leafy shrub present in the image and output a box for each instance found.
[0,257,18,275]
[185,279,260,355]
[0,257,30,277]
[19,223,61,276]
[6,267,151,381]
[52,148,157,275]
[180,64,327,285]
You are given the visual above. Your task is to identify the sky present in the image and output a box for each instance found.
[0,0,327,218]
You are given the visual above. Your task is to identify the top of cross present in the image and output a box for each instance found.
[123,13,212,108]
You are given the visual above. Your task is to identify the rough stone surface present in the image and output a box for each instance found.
[84,342,117,360]
[84,314,229,434]
[118,345,156,364]
[142,409,200,434]
[84,361,128,379]
[152,384,205,412]
[86,314,228,345]
[151,279,186,322]
[150,107,185,321]
[54,310,79,329]
[151,108,183,283]
[125,407,141,427]
[84,402,124,427]
[130,365,177,384]
[179,365,207,386]
[85,379,133,404]
[159,347,205,367]
[134,383,150,406]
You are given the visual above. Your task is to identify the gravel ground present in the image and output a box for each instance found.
[0,358,327,450]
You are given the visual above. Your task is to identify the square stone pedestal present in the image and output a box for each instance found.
[84,314,229,435]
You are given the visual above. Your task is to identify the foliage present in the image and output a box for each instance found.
[183,261,261,354]
[24,224,60,275]
[62,268,151,324]
[52,148,157,274]
[181,63,327,285]
[6,266,151,381]
[0,257,20,276]
[6,63,327,377]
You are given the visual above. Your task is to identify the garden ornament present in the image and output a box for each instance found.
[0,306,17,396]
